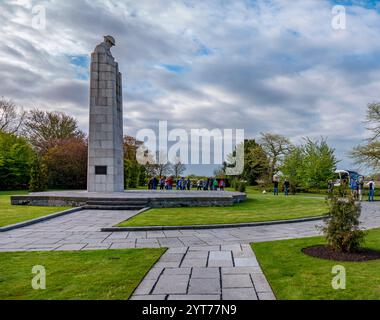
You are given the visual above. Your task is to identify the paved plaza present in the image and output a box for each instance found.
[1,202,379,300]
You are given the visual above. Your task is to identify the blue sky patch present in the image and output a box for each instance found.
[159,64,189,74]
[67,54,90,80]
[330,0,380,10]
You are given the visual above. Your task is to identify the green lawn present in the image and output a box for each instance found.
[0,191,70,228]
[117,188,328,227]
[0,248,165,300]
[252,228,380,300]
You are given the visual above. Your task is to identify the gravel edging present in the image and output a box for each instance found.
[0,207,84,232]
[102,215,326,232]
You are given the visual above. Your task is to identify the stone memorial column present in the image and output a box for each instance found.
[87,35,124,192]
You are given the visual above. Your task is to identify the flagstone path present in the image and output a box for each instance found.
[1,202,379,300]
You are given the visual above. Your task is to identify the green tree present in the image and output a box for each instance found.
[226,139,269,185]
[124,159,140,189]
[138,165,147,187]
[281,137,338,192]
[281,146,304,194]
[302,137,338,189]
[321,195,365,253]
[0,132,33,189]
[243,143,269,185]
[29,154,48,192]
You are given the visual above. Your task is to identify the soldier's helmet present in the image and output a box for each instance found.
[104,35,116,46]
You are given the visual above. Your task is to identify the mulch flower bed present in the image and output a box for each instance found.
[302,245,380,262]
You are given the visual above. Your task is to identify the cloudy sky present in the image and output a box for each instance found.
[1,0,380,175]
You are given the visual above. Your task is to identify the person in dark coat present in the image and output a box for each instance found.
[283,179,290,196]
[273,179,279,196]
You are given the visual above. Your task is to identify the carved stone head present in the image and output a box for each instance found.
[104,35,116,47]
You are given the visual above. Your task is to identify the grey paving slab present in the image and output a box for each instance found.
[83,245,111,250]
[133,279,157,295]
[188,278,220,295]
[234,257,259,267]
[135,239,160,248]
[168,294,220,300]
[159,253,185,262]
[130,295,167,300]
[208,251,233,267]
[209,251,232,261]
[188,246,220,251]
[185,251,209,259]
[153,275,190,294]
[222,288,258,300]
[250,273,273,293]
[181,258,207,268]
[109,242,136,249]
[222,274,253,288]
[163,268,191,275]
[158,238,185,247]
[192,267,220,279]
[106,233,129,239]
[257,291,276,300]
[166,247,188,254]
[144,267,164,280]
[55,244,87,251]
[154,261,181,268]
[147,231,166,238]
[222,267,263,274]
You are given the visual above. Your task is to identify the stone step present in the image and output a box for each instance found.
[83,205,146,210]
[86,200,148,206]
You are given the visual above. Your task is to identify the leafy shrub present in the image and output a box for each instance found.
[230,178,238,191]
[29,155,48,192]
[321,195,366,253]
[238,181,247,193]
[0,132,33,190]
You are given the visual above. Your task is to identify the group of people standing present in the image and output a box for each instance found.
[328,176,375,202]
[147,176,175,190]
[196,178,225,191]
[350,177,375,202]
[272,178,290,196]
[147,177,226,191]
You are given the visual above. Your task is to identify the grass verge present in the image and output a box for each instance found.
[0,248,165,300]
[117,188,327,227]
[252,228,380,300]
[0,191,70,228]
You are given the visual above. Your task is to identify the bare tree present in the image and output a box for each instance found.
[23,109,85,154]
[350,142,380,170]
[0,97,25,134]
[144,162,160,178]
[365,102,380,142]
[350,102,380,170]
[259,133,292,181]
[171,157,186,179]
[156,151,171,177]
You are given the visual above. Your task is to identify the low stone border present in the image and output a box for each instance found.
[10,190,246,208]
[0,207,84,232]
[101,215,326,232]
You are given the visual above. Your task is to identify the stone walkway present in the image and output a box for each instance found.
[0,202,379,300]
[130,244,274,300]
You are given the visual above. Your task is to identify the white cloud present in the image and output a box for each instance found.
[1,0,380,174]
